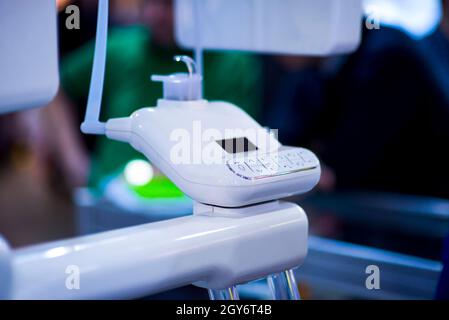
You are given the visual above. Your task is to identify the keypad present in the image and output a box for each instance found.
[227,148,318,180]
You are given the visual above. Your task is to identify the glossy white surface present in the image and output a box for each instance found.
[8,201,307,299]
[0,0,59,114]
[175,0,362,55]
[105,100,321,207]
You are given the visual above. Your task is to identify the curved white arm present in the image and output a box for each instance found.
[3,201,307,299]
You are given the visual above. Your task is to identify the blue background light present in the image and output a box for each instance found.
[363,0,442,39]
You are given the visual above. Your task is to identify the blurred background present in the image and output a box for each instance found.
[0,0,449,299]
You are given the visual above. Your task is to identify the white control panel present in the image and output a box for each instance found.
[227,148,319,181]
[78,0,327,208]
[98,53,321,207]
[106,100,321,207]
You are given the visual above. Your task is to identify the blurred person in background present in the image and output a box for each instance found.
[261,0,449,298]
[0,105,85,247]
[262,0,449,199]
[427,0,449,300]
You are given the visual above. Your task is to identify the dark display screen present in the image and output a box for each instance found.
[217,137,258,154]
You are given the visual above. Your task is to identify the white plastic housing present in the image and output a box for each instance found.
[175,0,363,55]
[0,0,59,114]
[105,100,321,207]
[7,201,307,299]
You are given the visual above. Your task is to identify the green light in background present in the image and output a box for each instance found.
[124,159,154,186]
[124,159,184,199]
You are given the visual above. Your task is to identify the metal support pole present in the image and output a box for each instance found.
[267,269,301,300]
[208,286,240,300]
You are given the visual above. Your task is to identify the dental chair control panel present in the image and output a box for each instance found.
[104,56,321,208]
[227,148,319,181]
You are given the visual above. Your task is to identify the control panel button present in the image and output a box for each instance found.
[227,160,253,179]
[227,148,318,180]
[258,155,279,172]
[250,164,266,175]
[278,155,293,171]
[245,158,258,166]
[288,157,305,168]
[298,149,318,166]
